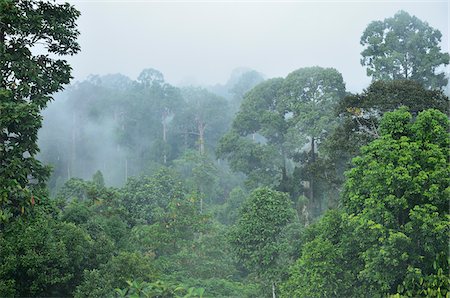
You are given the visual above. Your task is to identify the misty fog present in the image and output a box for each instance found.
[2,0,449,297]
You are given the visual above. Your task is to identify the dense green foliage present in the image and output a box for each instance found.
[361,10,449,89]
[0,0,80,221]
[282,109,449,297]
[217,67,346,217]
[1,3,448,298]
[230,188,299,293]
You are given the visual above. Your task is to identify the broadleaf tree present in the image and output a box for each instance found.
[0,0,80,221]
[282,108,450,297]
[229,187,298,298]
[361,10,450,89]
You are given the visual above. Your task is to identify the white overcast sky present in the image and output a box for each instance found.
[63,0,449,93]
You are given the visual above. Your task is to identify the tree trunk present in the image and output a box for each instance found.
[70,111,76,179]
[280,147,288,192]
[125,158,128,183]
[198,121,206,155]
[272,282,276,298]
[310,137,316,215]
[162,110,168,164]
[404,53,409,79]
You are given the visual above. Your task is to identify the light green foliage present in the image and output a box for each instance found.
[343,108,449,221]
[324,80,449,207]
[281,210,366,297]
[0,0,80,220]
[75,252,157,298]
[218,67,346,209]
[216,187,247,225]
[115,280,205,298]
[283,108,450,297]
[229,187,298,291]
[173,150,220,205]
[176,87,231,155]
[217,78,288,189]
[167,223,238,280]
[361,10,450,89]
[280,66,346,141]
[120,168,186,226]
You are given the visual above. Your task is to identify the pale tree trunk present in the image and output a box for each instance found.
[310,136,322,216]
[280,147,288,192]
[69,111,76,179]
[184,128,188,148]
[162,109,168,164]
[309,136,315,208]
[200,196,203,214]
[125,158,128,183]
[198,121,206,155]
[272,282,276,298]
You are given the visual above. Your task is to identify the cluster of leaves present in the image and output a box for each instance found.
[361,10,449,89]
[115,280,205,298]
[217,67,347,218]
[281,109,450,297]
[0,0,80,220]
[229,187,301,295]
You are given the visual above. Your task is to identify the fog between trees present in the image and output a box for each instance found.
[1,2,449,297]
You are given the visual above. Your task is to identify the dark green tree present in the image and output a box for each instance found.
[280,66,346,214]
[361,10,450,89]
[0,0,80,220]
[119,167,186,226]
[92,170,105,188]
[327,80,449,174]
[173,150,221,211]
[217,78,290,190]
[218,67,346,209]
[74,252,157,298]
[283,108,450,297]
[0,208,93,297]
[229,187,298,297]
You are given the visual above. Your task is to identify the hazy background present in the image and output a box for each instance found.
[62,0,448,93]
[38,0,448,187]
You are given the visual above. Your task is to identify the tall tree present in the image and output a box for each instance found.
[229,187,298,298]
[326,80,449,177]
[118,68,183,172]
[217,78,291,190]
[361,10,449,89]
[0,0,80,221]
[177,87,230,156]
[229,70,265,113]
[283,108,450,297]
[280,67,346,214]
[218,67,346,211]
